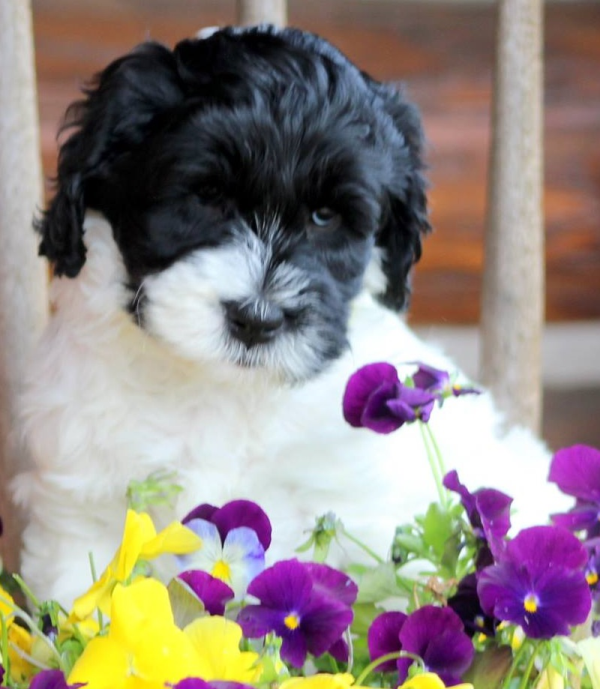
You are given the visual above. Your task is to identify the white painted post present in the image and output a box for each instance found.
[236,0,287,27]
[0,0,49,572]
[480,0,544,434]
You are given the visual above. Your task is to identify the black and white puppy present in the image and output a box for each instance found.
[14,25,563,606]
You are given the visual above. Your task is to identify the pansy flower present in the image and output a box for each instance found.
[29,670,83,689]
[549,445,600,538]
[237,559,356,668]
[447,573,496,638]
[368,610,408,672]
[182,500,272,552]
[183,616,263,684]
[68,578,205,688]
[343,363,436,434]
[177,520,264,598]
[477,525,592,639]
[443,470,512,560]
[280,674,366,689]
[368,606,474,686]
[399,674,473,689]
[584,540,600,596]
[412,363,479,400]
[172,682,255,689]
[71,509,202,620]
[178,569,235,616]
[178,500,271,597]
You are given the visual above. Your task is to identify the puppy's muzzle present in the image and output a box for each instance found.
[224,300,285,348]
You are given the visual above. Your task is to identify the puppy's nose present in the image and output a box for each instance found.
[225,301,284,347]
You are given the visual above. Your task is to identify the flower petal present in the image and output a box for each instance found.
[178,570,235,616]
[506,525,589,574]
[368,611,407,672]
[212,500,272,551]
[548,445,600,503]
[304,562,358,608]
[221,527,266,595]
[397,606,473,683]
[342,363,400,429]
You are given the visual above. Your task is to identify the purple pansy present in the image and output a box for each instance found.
[29,670,83,689]
[584,540,600,595]
[477,525,592,639]
[447,573,496,638]
[443,470,512,560]
[549,445,600,538]
[172,681,255,689]
[397,606,474,686]
[182,499,272,551]
[412,363,480,399]
[237,559,356,668]
[178,569,234,615]
[343,363,436,434]
[368,611,408,672]
[368,606,474,686]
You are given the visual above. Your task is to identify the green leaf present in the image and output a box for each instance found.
[355,562,402,604]
[167,577,207,629]
[421,503,454,557]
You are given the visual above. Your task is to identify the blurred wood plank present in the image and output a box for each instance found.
[32,0,600,324]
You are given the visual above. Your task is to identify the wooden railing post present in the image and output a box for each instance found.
[480,0,544,434]
[236,0,287,27]
[0,0,49,573]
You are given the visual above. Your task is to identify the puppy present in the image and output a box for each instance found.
[13,25,565,607]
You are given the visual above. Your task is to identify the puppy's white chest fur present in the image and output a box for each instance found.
[15,217,565,606]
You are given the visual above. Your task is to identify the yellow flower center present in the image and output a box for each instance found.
[523,594,538,613]
[586,571,599,586]
[212,559,232,583]
[284,613,301,630]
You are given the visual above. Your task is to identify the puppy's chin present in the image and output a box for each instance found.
[138,241,346,383]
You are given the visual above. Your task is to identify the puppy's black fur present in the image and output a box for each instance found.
[38,26,430,313]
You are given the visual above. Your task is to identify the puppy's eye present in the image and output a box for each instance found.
[309,208,340,230]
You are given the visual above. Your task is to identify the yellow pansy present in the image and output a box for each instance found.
[7,623,35,684]
[534,666,565,689]
[398,673,473,689]
[281,673,363,689]
[71,510,202,619]
[0,584,16,627]
[68,578,204,689]
[184,615,263,683]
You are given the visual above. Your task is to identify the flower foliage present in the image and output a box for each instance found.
[1,363,599,689]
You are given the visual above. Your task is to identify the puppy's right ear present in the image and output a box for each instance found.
[37,42,184,277]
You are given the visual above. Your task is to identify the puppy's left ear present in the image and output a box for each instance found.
[368,80,431,311]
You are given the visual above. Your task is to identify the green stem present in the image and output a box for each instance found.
[418,422,447,508]
[0,611,11,684]
[11,574,40,610]
[518,647,539,689]
[354,651,424,686]
[501,640,529,689]
[88,552,104,630]
[424,424,448,496]
[342,527,385,565]
[8,640,51,672]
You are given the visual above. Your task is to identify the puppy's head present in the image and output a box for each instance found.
[38,26,430,381]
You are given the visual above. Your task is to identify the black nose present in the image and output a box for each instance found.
[225,301,285,347]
